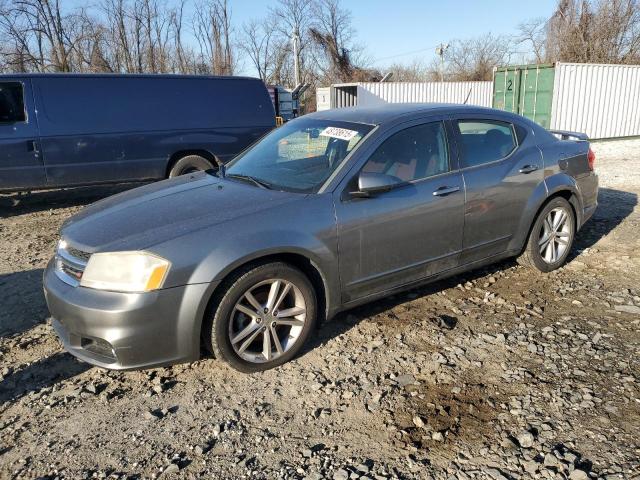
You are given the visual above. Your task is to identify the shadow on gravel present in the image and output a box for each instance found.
[0,269,47,338]
[305,258,518,354]
[571,187,637,254]
[0,183,143,217]
[0,351,90,404]
[306,189,637,354]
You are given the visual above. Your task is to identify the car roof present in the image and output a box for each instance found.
[305,103,520,126]
[0,72,260,81]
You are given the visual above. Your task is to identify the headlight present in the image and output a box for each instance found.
[80,252,170,293]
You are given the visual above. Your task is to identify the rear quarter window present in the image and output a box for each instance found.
[456,120,517,168]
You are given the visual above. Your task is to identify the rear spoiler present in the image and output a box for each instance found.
[549,129,589,141]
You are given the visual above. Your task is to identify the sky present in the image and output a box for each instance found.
[68,0,560,76]
[229,0,559,74]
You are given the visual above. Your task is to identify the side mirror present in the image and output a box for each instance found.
[352,172,403,197]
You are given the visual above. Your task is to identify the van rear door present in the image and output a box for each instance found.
[0,79,45,191]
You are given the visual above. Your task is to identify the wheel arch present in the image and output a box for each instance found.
[165,149,219,177]
[517,188,580,256]
[197,251,330,351]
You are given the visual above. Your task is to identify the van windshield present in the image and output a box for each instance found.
[225,118,373,193]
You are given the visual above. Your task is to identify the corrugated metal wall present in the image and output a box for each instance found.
[332,85,358,108]
[551,63,640,139]
[326,81,493,109]
[316,87,331,111]
[323,66,640,139]
[356,81,492,107]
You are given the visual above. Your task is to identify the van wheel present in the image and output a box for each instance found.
[205,262,317,373]
[168,155,215,177]
[518,197,575,273]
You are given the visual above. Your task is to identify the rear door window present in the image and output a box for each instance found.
[455,120,517,168]
[0,82,26,123]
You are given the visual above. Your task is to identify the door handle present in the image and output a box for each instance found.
[433,186,460,196]
[27,140,39,153]
[519,164,539,174]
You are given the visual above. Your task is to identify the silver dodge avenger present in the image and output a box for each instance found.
[44,104,598,372]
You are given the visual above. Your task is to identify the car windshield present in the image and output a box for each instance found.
[225,118,373,193]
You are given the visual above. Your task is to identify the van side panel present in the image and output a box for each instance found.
[31,76,274,187]
[39,127,269,186]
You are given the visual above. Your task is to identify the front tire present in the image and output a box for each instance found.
[168,154,215,177]
[518,197,575,272]
[206,262,317,373]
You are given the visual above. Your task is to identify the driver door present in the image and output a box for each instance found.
[334,119,465,303]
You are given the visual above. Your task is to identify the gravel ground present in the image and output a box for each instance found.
[1,139,639,480]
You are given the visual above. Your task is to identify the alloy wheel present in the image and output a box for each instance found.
[538,207,571,263]
[228,279,306,363]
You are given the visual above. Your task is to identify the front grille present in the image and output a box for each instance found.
[65,246,91,263]
[60,261,83,281]
[55,242,90,287]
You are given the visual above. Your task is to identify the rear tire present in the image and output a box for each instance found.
[206,262,317,373]
[518,197,575,272]
[168,155,215,178]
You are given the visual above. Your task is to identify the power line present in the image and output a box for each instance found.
[373,45,440,63]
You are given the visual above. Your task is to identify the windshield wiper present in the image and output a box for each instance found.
[226,173,272,190]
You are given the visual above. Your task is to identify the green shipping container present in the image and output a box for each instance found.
[493,64,555,129]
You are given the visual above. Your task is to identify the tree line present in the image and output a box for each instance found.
[0,0,373,86]
[1,0,638,88]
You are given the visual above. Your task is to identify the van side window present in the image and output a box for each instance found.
[361,122,449,182]
[455,120,516,168]
[0,82,26,123]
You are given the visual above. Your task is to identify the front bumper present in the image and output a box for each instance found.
[43,260,212,370]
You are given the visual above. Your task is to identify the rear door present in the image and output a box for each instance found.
[0,79,45,191]
[452,115,544,264]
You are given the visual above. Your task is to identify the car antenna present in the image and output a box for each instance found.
[463,88,472,105]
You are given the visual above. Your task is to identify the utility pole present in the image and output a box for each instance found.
[435,43,449,82]
[292,29,301,87]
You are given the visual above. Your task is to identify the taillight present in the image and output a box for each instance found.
[587,148,596,171]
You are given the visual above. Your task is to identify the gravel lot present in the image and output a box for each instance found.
[1,139,639,480]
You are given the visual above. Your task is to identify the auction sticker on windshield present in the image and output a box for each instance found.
[320,127,359,141]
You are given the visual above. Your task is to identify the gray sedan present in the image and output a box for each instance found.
[43,104,599,372]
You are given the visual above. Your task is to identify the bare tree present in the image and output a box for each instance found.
[170,0,193,73]
[270,0,313,83]
[193,0,235,75]
[516,17,548,63]
[445,34,511,81]
[0,0,90,72]
[384,60,438,82]
[0,0,415,87]
[99,0,141,72]
[308,0,354,81]
[545,0,640,64]
[239,16,283,82]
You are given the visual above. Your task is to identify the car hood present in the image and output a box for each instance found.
[62,172,302,252]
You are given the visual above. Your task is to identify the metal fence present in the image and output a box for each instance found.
[317,64,640,139]
[317,81,492,111]
[354,81,492,107]
[551,63,640,139]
